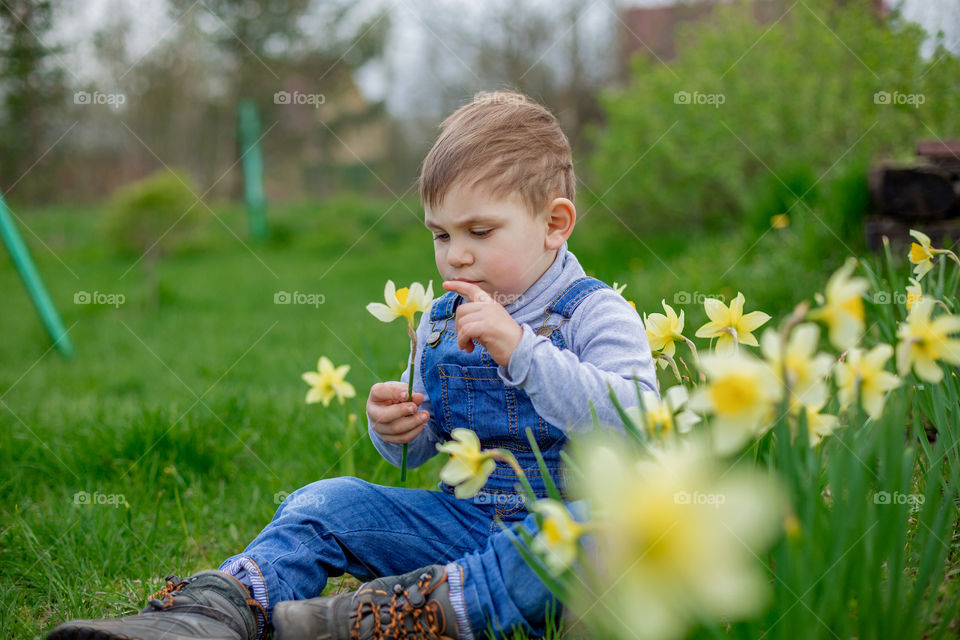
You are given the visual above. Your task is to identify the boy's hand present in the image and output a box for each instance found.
[443,280,523,368]
[367,382,429,445]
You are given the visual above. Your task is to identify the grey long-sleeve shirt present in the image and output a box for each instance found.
[368,243,658,469]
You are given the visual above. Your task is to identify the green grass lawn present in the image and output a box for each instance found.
[0,195,848,638]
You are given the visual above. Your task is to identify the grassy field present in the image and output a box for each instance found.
[1,194,849,638]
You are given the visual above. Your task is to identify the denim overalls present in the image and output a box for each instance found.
[221,276,607,637]
[422,277,609,523]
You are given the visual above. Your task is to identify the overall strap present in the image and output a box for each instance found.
[544,277,610,319]
[429,291,463,321]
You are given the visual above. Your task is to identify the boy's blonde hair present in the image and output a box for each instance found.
[419,91,575,216]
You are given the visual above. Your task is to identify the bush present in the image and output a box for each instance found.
[103,168,204,259]
[586,0,960,239]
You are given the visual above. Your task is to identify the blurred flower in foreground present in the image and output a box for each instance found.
[905,278,924,311]
[694,292,770,352]
[529,499,586,574]
[896,298,960,383]
[689,352,782,454]
[301,356,355,407]
[366,280,434,327]
[835,344,901,420]
[572,435,783,640]
[808,258,868,350]
[644,300,686,366]
[798,401,839,446]
[436,428,496,499]
[760,324,833,413]
[626,386,700,437]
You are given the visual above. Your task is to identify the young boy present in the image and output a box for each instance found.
[48,91,657,640]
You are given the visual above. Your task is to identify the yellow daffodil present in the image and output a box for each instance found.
[688,352,782,454]
[571,435,783,640]
[625,386,700,437]
[895,298,960,383]
[760,324,833,413]
[366,280,434,327]
[530,499,585,574]
[835,344,901,420]
[694,292,770,352]
[770,213,790,229]
[799,401,839,447]
[644,300,686,363]
[436,428,496,499]
[905,277,923,311]
[301,356,356,407]
[808,258,869,350]
[907,229,960,281]
[909,229,937,280]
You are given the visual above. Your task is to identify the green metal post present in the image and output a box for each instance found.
[0,193,74,357]
[238,99,268,242]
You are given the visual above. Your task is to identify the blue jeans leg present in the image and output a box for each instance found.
[219,476,494,625]
[454,500,588,639]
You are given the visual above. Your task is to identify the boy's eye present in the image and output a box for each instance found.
[471,229,491,237]
[432,233,449,241]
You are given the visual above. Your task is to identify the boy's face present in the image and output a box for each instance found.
[425,182,565,303]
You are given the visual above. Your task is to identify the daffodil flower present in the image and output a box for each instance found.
[835,344,901,420]
[905,278,924,311]
[571,435,783,640]
[436,428,497,499]
[799,401,839,447]
[694,292,770,352]
[625,386,700,437]
[807,258,869,351]
[302,356,356,407]
[907,229,960,281]
[366,280,434,327]
[688,352,782,454]
[530,499,586,574]
[644,300,686,367]
[895,298,960,383]
[367,279,434,483]
[760,323,833,413]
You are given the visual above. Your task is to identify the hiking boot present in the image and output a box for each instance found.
[47,570,265,640]
[273,564,459,640]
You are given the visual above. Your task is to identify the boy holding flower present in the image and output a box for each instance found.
[48,91,657,640]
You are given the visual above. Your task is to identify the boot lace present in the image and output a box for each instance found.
[352,571,455,640]
[146,574,268,640]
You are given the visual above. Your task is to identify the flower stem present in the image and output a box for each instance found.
[400,324,418,485]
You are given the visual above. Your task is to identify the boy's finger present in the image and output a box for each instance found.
[371,401,422,424]
[390,411,430,435]
[443,280,493,304]
[381,421,425,445]
[370,382,402,401]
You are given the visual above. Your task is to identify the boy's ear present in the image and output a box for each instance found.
[543,197,576,250]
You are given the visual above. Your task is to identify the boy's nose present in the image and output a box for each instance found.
[446,243,473,267]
